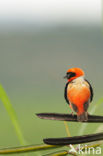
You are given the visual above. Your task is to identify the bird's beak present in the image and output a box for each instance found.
[64,75,67,79]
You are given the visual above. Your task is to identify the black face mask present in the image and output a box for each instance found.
[64,72,76,80]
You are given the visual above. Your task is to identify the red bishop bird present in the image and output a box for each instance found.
[64,67,93,122]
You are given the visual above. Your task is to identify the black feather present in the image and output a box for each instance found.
[85,79,93,102]
[64,82,70,105]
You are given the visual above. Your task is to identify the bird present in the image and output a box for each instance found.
[64,67,93,122]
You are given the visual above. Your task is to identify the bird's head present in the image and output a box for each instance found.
[64,67,84,82]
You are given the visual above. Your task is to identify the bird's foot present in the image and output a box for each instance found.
[71,112,74,116]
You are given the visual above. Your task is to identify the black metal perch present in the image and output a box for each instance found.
[43,132,103,145]
[36,113,103,123]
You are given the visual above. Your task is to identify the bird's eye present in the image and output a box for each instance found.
[66,72,76,79]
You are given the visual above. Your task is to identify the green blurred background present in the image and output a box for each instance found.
[0,0,103,155]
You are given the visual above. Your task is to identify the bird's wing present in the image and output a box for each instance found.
[85,79,93,102]
[64,82,70,105]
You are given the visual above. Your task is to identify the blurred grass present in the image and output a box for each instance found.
[0,86,103,155]
[0,84,26,145]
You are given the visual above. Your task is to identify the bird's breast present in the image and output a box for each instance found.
[67,80,91,105]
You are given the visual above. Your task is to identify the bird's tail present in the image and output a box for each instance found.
[77,112,88,122]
